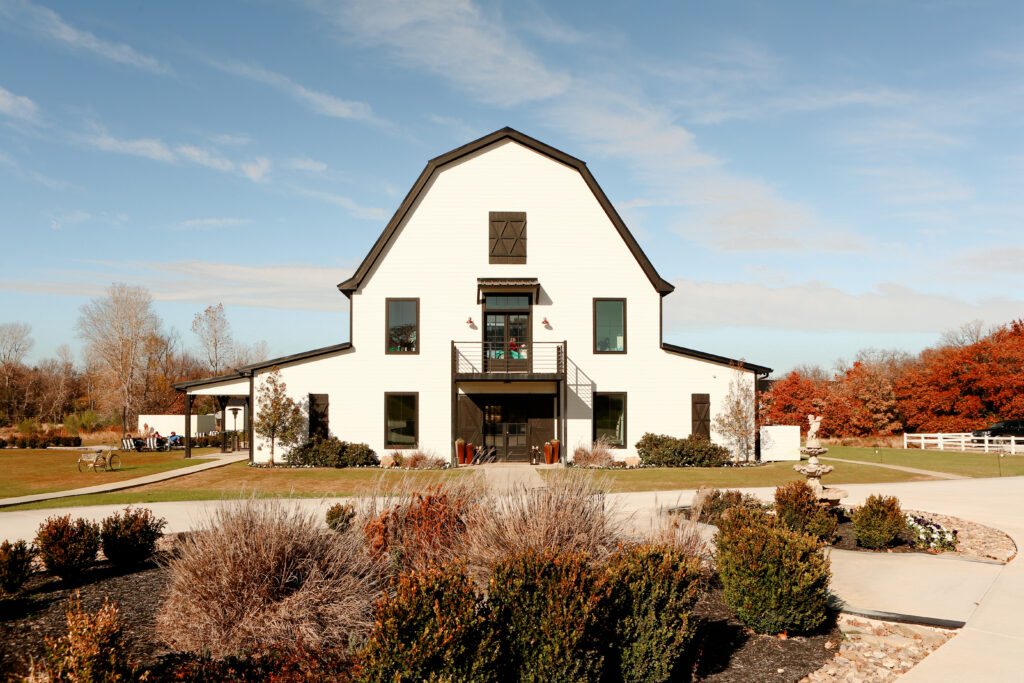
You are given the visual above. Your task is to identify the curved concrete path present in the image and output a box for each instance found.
[0,452,248,508]
[820,455,965,480]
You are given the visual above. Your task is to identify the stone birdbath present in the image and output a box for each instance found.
[794,414,847,506]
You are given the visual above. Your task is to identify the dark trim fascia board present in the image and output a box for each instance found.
[337,127,674,296]
[661,343,772,376]
[174,342,354,392]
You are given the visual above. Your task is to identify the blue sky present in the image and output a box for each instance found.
[2,0,1023,375]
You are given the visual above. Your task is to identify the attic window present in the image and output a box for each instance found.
[489,212,526,264]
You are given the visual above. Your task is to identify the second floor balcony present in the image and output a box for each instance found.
[452,340,567,379]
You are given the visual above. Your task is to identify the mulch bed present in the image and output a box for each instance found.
[2,558,840,683]
[829,512,921,554]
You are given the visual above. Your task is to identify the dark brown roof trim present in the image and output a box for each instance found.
[174,342,353,392]
[337,127,674,296]
[661,342,773,375]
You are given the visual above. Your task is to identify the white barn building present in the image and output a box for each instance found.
[176,128,771,464]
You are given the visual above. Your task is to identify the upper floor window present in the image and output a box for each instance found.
[594,298,626,353]
[489,212,526,264]
[386,298,419,354]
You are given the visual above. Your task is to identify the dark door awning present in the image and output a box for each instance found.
[477,278,539,303]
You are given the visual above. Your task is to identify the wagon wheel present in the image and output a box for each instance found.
[78,458,89,473]
[107,453,121,471]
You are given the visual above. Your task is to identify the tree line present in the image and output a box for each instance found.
[761,319,1024,435]
[0,284,267,431]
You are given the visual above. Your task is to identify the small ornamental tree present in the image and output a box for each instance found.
[254,367,304,466]
[712,367,757,462]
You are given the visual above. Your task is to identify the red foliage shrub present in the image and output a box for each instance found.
[364,486,469,575]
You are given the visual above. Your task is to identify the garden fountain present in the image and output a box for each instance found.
[794,414,847,505]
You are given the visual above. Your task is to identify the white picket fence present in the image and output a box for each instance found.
[903,432,1024,454]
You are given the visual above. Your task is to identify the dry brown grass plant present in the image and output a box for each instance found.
[156,498,379,656]
[572,436,616,468]
[462,469,623,582]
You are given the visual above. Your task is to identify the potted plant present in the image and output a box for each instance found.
[550,439,560,464]
[455,437,467,464]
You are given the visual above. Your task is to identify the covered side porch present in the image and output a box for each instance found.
[175,373,255,462]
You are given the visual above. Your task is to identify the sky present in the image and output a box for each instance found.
[1,0,1023,376]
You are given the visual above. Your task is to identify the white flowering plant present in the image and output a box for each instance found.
[906,513,958,552]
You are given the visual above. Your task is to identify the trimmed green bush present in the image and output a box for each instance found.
[325,503,356,533]
[488,549,609,682]
[774,481,838,542]
[635,433,731,467]
[604,543,706,683]
[716,506,830,634]
[695,487,762,526]
[0,540,35,596]
[853,495,906,549]
[35,514,100,581]
[357,563,498,682]
[100,507,167,567]
[289,436,377,468]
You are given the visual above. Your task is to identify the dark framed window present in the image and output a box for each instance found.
[384,392,418,448]
[594,393,626,447]
[489,211,526,264]
[594,298,626,353]
[309,393,329,439]
[386,298,419,354]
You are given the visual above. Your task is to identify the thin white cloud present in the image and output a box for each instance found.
[663,278,1024,334]
[87,131,175,162]
[0,148,72,189]
[308,0,571,106]
[206,57,378,122]
[292,186,387,220]
[0,84,39,122]
[0,0,172,74]
[856,166,975,205]
[287,157,327,172]
[240,157,271,182]
[175,145,235,172]
[177,217,250,230]
[209,133,253,146]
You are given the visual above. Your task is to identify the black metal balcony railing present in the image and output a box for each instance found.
[452,341,566,375]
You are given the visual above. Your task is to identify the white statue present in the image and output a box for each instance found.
[806,414,822,445]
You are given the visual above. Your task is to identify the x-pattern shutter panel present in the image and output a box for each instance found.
[489,212,527,264]
[692,394,711,438]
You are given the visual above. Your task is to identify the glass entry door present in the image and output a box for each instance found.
[484,313,530,372]
[483,401,531,462]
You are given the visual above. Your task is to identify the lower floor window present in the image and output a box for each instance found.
[594,392,626,447]
[385,392,418,448]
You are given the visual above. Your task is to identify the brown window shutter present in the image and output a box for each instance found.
[489,212,526,264]
[691,393,710,438]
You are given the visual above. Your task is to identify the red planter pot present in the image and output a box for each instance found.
[544,443,553,465]
[456,441,467,464]
[465,444,475,464]
[550,441,560,464]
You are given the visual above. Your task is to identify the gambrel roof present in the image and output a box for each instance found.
[336,127,675,296]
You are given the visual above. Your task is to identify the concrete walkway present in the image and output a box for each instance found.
[820,455,965,480]
[0,452,249,508]
[479,463,546,491]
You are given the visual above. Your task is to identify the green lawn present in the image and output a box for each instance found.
[823,446,1024,478]
[0,448,217,499]
[543,458,935,493]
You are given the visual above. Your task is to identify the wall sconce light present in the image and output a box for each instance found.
[542,317,550,327]
[466,317,474,326]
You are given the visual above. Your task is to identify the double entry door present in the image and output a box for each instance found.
[484,312,530,373]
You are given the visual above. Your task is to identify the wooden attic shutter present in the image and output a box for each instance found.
[691,394,710,438]
[489,212,527,264]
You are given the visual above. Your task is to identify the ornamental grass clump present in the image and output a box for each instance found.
[774,480,839,542]
[35,515,99,581]
[0,540,35,597]
[157,498,380,656]
[488,549,609,683]
[357,562,499,683]
[604,543,706,683]
[715,506,831,635]
[852,495,906,549]
[100,506,167,567]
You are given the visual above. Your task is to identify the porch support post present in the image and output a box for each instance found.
[451,380,458,467]
[184,393,193,459]
[247,374,255,465]
[216,396,230,453]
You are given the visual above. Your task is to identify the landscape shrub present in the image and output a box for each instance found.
[463,470,621,581]
[288,436,377,468]
[35,515,100,581]
[17,418,39,436]
[692,487,762,526]
[604,543,706,683]
[399,450,447,469]
[325,502,356,533]
[852,495,906,549]
[31,593,143,682]
[635,432,731,467]
[28,436,41,449]
[0,437,6,448]
[100,507,167,567]
[365,485,470,576]
[489,549,609,682]
[0,539,35,596]
[157,499,379,656]
[572,437,616,467]
[16,437,27,449]
[152,646,355,682]
[774,481,838,542]
[357,562,499,682]
[715,506,831,634]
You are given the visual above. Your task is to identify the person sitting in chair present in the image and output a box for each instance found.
[509,336,521,359]
[168,431,182,447]
[129,433,145,451]
[152,430,168,451]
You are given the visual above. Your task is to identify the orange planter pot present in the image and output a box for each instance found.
[456,441,467,464]
[543,443,552,464]
[550,441,560,463]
